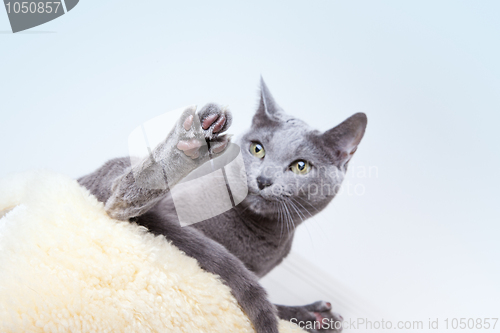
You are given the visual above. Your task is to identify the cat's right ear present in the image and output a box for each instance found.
[323,113,367,170]
[252,77,284,127]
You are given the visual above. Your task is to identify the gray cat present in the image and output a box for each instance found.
[78,79,367,333]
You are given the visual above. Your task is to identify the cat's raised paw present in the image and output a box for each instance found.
[175,104,232,160]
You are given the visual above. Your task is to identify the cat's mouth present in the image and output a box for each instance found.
[246,180,293,202]
[243,180,294,215]
[248,192,283,202]
[242,193,276,215]
[243,191,301,219]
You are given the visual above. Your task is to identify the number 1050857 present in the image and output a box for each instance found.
[5,2,62,14]
[444,318,498,330]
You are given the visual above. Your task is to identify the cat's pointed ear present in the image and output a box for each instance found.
[252,77,284,127]
[323,113,367,169]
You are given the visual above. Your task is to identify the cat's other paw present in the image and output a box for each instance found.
[305,301,343,333]
[278,301,343,333]
[176,104,232,160]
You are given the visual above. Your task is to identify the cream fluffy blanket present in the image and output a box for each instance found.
[0,171,303,333]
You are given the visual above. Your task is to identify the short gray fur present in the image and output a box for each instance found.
[78,78,367,333]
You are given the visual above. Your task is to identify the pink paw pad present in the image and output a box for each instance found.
[212,114,226,133]
[183,115,194,131]
[202,113,226,132]
[177,139,204,159]
[202,114,219,130]
[314,312,324,322]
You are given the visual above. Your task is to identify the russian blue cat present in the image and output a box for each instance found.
[79,78,367,333]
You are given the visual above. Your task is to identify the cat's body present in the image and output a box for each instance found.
[78,79,367,333]
[156,193,294,278]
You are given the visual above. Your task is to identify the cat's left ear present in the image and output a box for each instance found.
[252,77,285,127]
[323,113,367,169]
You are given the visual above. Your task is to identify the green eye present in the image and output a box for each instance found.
[290,160,311,175]
[250,142,265,158]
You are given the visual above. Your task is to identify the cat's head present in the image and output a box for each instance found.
[237,78,367,223]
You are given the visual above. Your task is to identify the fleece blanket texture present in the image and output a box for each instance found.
[0,171,302,333]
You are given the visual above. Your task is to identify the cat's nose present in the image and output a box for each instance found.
[256,176,273,190]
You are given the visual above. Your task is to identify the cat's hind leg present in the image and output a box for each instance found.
[276,301,343,333]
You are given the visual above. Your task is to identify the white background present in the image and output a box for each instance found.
[1,1,499,330]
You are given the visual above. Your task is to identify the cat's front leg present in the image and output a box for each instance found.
[276,301,343,333]
[138,208,280,333]
[90,104,232,221]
